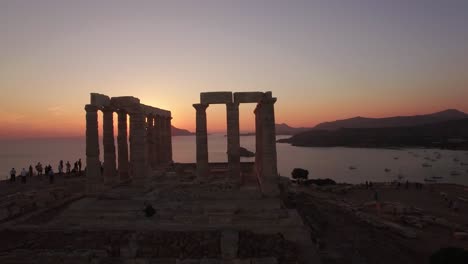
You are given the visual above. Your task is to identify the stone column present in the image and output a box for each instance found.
[129,109,147,187]
[193,104,209,179]
[259,94,279,196]
[153,115,161,166]
[102,107,117,185]
[146,115,155,168]
[85,104,102,195]
[254,104,263,185]
[167,116,173,163]
[117,110,129,182]
[159,115,168,164]
[226,103,240,180]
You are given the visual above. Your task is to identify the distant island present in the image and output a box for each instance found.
[278,109,468,150]
[224,124,313,137]
[171,126,195,136]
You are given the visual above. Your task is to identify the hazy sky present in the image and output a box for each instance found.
[1,0,468,138]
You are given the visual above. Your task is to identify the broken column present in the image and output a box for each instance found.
[258,93,279,196]
[102,107,117,185]
[117,110,129,182]
[85,104,102,195]
[194,103,209,179]
[226,102,240,181]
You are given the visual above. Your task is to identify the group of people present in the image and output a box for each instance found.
[8,158,82,184]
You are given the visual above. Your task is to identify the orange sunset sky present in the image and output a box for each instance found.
[1,0,468,139]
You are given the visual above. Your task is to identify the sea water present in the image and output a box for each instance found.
[1,135,467,185]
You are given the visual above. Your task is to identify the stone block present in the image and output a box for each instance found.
[91,93,111,107]
[148,258,177,264]
[111,96,141,109]
[200,92,232,104]
[176,259,200,264]
[233,92,264,104]
[251,258,277,264]
[200,258,221,264]
[221,230,239,259]
[231,259,251,264]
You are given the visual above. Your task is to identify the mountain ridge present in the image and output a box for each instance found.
[313,109,468,130]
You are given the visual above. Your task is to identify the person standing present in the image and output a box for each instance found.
[48,167,54,184]
[36,162,43,176]
[28,165,33,177]
[78,158,82,174]
[9,168,16,182]
[66,161,71,174]
[20,168,27,183]
[58,160,63,176]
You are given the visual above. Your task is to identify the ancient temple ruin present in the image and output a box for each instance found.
[0,92,314,264]
[85,93,173,194]
[194,91,279,196]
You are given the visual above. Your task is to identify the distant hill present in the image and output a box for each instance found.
[313,109,468,130]
[171,126,194,136]
[278,118,468,150]
[275,123,313,135]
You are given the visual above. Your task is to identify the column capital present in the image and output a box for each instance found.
[102,106,116,113]
[193,103,209,112]
[226,102,240,109]
[85,104,99,112]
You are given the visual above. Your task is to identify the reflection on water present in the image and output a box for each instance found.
[1,135,468,185]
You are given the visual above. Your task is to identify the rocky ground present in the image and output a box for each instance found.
[2,170,468,263]
[285,182,468,264]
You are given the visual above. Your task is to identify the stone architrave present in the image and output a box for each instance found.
[117,110,129,182]
[259,94,279,196]
[85,104,102,195]
[102,107,117,185]
[129,110,147,187]
[193,104,209,179]
[226,102,240,180]
[146,115,155,168]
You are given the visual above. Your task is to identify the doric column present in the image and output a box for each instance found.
[153,115,162,166]
[259,93,279,196]
[193,104,209,179]
[129,109,147,187]
[103,107,117,185]
[226,102,240,180]
[159,115,168,164]
[85,104,102,195]
[254,104,263,184]
[146,115,155,168]
[117,110,129,182]
[167,116,173,163]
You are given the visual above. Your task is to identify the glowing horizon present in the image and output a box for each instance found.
[1,0,468,139]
